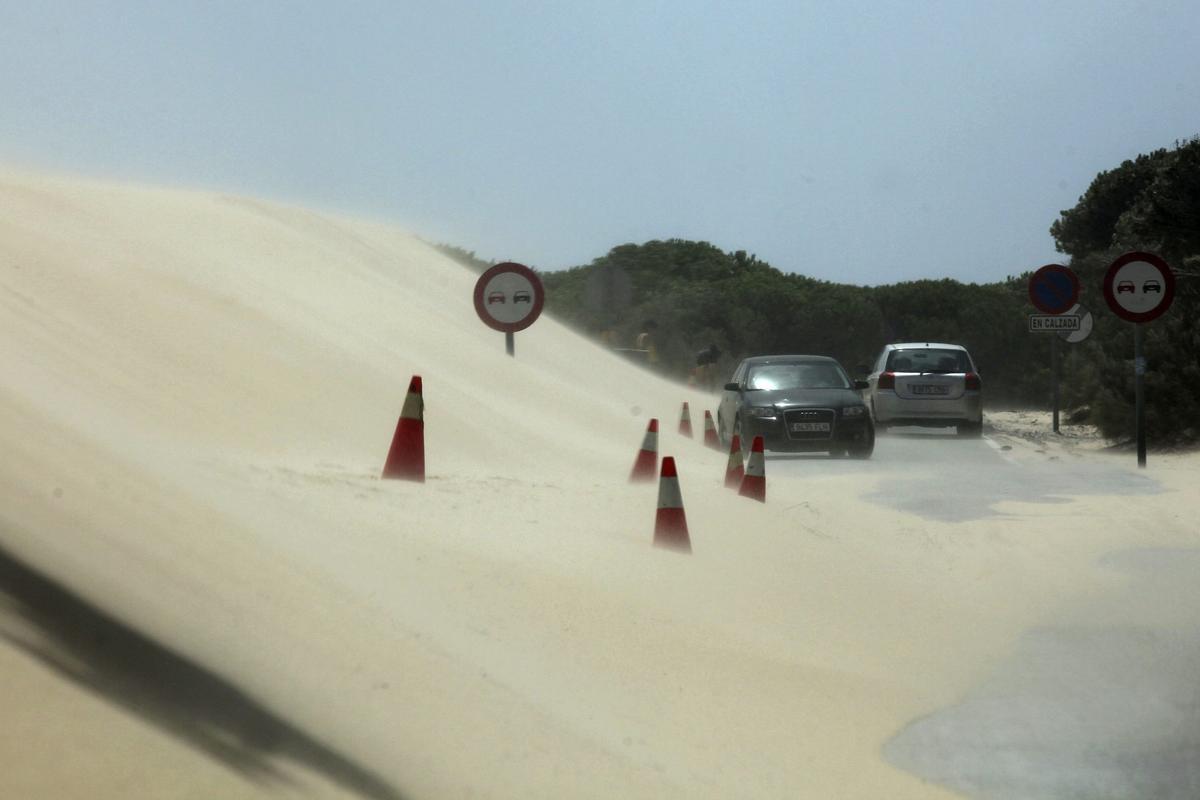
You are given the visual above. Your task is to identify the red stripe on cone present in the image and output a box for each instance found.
[724,434,745,489]
[654,456,691,553]
[678,402,693,437]
[629,418,659,482]
[703,410,720,450]
[738,435,765,502]
[382,375,425,481]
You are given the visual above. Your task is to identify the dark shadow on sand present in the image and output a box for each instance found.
[0,541,406,800]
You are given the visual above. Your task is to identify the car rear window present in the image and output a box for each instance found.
[886,349,972,373]
[747,363,850,390]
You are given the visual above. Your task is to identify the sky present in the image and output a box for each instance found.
[1,1,1197,285]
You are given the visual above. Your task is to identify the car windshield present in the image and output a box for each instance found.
[887,349,972,374]
[747,363,850,390]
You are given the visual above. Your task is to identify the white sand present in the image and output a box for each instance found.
[2,170,1197,798]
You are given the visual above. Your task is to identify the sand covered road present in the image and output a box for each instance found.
[1,171,1197,798]
[868,419,1200,797]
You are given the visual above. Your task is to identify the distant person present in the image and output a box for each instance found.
[635,320,658,364]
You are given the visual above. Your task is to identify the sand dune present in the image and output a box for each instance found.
[2,171,1196,798]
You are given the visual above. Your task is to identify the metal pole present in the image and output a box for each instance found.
[1134,323,1145,468]
[1051,335,1060,434]
[506,331,514,357]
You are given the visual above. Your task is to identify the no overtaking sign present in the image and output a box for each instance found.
[1102,251,1175,323]
[1101,250,1176,470]
[474,262,544,333]
[473,261,544,357]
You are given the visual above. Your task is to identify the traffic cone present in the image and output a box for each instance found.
[629,418,659,482]
[678,402,693,437]
[724,434,744,489]
[653,457,692,553]
[703,410,720,450]
[738,435,766,502]
[382,375,425,481]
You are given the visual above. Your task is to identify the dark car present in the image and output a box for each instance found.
[717,355,874,458]
[513,290,532,303]
[1143,279,1161,293]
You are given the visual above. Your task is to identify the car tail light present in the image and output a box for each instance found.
[965,372,981,391]
[878,371,896,390]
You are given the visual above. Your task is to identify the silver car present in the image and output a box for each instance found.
[864,343,982,436]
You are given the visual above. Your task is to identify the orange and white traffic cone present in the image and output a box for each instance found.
[654,457,692,553]
[738,435,766,502]
[382,375,425,481]
[629,418,659,482]
[724,434,745,489]
[678,402,693,437]
[703,410,720,450]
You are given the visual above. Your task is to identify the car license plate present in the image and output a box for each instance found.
[790,422,830,432]
[912,384,949,395]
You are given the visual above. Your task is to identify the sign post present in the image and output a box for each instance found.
[1028,265,1080,434]
[1101,251,1176,468]
[473,262,545,357]
[1051,336,1060,433]
[1134,324,1145,467]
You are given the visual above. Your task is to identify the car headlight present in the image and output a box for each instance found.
[747,406,777,418]
[842,405,866,417]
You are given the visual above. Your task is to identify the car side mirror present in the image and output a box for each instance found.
[853,379,869,390]
[723,382,740,391]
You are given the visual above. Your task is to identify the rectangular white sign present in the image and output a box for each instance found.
[1029,314,1082,332]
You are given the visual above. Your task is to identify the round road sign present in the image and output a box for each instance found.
[1102,251,1175,323]
[1028,264,1080,314]
[1058,303,1093,343]
[473,262,545,333]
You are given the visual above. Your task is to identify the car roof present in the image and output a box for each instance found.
[738,355,839,364]
[885,342,968,351]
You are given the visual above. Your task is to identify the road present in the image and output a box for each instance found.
[770,428,1200,799]
[766,426,1158,522]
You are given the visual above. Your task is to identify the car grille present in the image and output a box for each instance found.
[783,408,835,440]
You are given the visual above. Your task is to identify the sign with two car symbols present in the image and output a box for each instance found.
[1101,251,1176,469]
[474,262,544,332]
[1102,251,1175,323]
[473,262,544,356]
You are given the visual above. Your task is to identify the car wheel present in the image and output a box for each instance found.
[956,420,983,438]
[848,422,875,459]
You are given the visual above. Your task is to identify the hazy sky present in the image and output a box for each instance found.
[1,1,1197,285]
